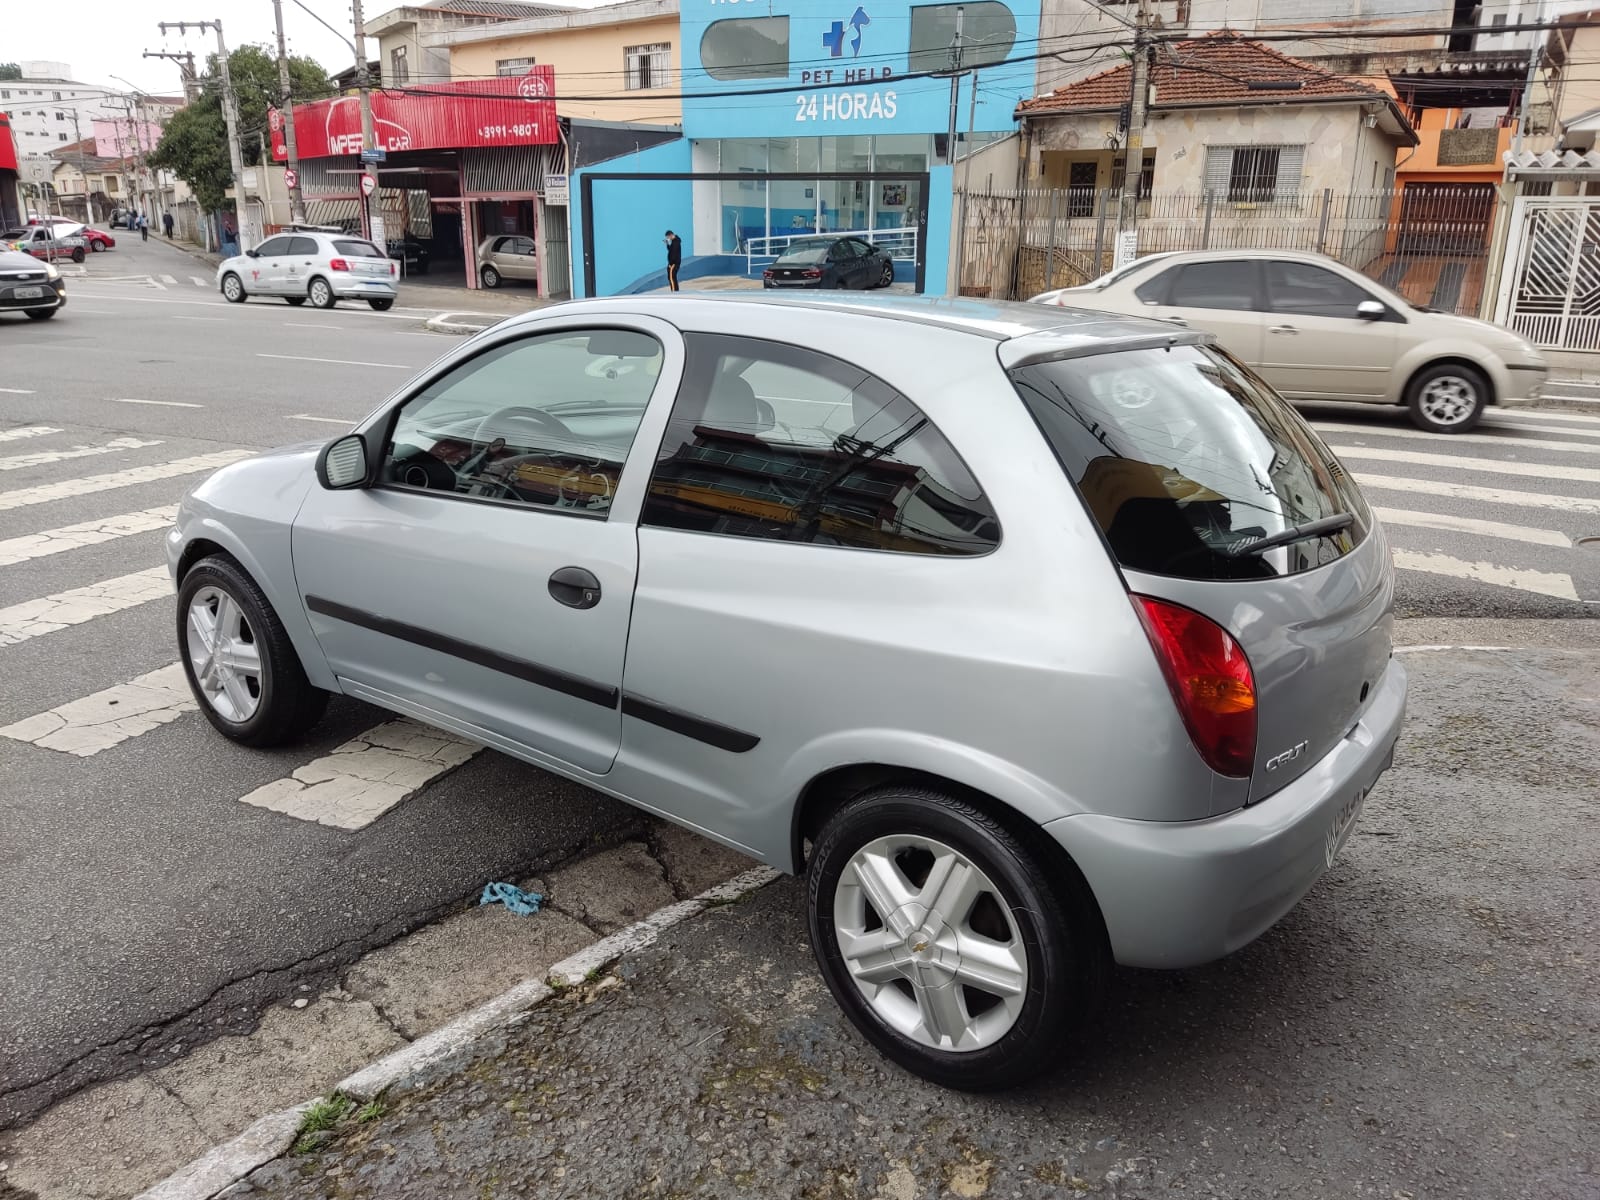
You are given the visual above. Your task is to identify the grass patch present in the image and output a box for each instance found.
[355,1099,387,1123]
[292,1093,356,1154]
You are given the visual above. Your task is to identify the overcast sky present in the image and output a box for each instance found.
[12,0,589,97]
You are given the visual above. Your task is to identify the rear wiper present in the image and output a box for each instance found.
[1224,512,1354,557]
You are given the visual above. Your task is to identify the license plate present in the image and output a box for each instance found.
[1325,787,1366,867]
[13,286,44,298]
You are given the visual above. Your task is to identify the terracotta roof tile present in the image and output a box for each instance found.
[1018,31,1389,115]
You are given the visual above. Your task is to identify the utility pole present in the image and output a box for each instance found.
[944,6,965,166]
[350,0,382,246]
[143,49,200,103]
[271,0,307,224]
[1115,0,1152,270]
[69,111,96,225]
[158,20,251,250]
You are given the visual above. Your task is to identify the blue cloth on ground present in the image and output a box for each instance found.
[479,881,543,915]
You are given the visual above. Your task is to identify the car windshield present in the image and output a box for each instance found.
[333,239,385,258]
[1010,344,1371,580]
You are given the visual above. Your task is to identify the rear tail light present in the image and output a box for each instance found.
[762,269,774,279]
[1133,596,1257,777]
[802,268,823,278]
[328,257,349,272]
[390,260,397,276]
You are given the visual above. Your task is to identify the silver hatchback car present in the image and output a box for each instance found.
[216,229,399,311]
[168,295,1405,1089]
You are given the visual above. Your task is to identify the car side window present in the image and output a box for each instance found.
[257,236,291,257]
[1133,268,1171,305]
[1266,261,1374,319]
[515,238,536,256]
[382,329,664,516]
[641,334,1000,556]
[287,236,319,256]
[1163,261,1261,311]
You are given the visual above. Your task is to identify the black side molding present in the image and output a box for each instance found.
[621,694,760,754]
[304,595,619,710]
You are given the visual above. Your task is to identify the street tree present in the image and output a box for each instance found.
[0,63,22,81]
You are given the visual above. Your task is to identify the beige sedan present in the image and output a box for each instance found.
[1034,249,1548,433]
[476,234,538,289]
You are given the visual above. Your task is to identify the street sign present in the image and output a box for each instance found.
[360,173,377,197]
[284,167,298,190]
[369,214,387,250]
[360,147,387,163]
[544,173,569,206]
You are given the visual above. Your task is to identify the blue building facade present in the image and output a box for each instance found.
[573,0,1041,296]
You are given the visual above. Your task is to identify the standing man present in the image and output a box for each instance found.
[138,212,149,242]
[163,211,174,239]
[664,230,681,292]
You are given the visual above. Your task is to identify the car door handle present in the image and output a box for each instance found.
[1269,324,1299,335]
[548,566,602,610]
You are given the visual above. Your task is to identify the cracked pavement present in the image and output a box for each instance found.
[218,643,1600,1200]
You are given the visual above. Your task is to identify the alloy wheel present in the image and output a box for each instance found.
[1418,375,1478,426]
[184,586,264,722]
[833,834,1029,1052]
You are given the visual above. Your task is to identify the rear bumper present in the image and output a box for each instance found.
[330,278,398,299]
[1045,657,1407,969]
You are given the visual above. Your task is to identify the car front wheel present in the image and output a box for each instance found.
[481,264,501,288]
[807,786,1107,1090]
[177,555,327,747]
[1407,362,1488,433]
[221,273,246,303]
[308,278,337,309]
[71,247,86,263]
[368,297,394,311]
[91,240,104,252]
[877,260,894,288]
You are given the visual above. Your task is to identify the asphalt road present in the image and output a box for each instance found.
[1,234,1595,1133]
[243,646,1600,1200]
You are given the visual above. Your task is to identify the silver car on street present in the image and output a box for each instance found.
[167,294,1406,1090]
[216,229,399,310]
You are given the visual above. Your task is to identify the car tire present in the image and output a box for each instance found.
[368,298,395,311]
[221,273,247,303]
[308,278,337,309]
[877,260,894,289]
[71,247,86,263]
[285,296,306,306]
[481,264,501,289]
[177,555,328,748]
[91,240,104,252]
[24,308,58,320]
[806,786,1108,1091]
[1407,362,1489,433]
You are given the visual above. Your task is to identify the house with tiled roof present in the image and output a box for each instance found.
[1015,33,1416,202]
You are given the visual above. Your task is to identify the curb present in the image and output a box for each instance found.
[423,311,506,335]
[133,864,782,1200]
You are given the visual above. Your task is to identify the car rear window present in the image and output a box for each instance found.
[333,239,385,258]
[1010,345,1370,580]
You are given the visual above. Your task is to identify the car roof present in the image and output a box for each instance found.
[1125,248,1344,268]
[520,292,1211,356]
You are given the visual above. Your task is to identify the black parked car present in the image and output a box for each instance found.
[762,235,895,290]
[388,236,430,275]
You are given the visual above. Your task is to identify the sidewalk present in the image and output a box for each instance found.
[131,620,1600,1200]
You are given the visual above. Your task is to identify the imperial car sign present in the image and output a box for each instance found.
[270,68,557,160]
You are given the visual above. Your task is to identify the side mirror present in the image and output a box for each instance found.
[245,249,259,258]
[317,434,369,489]
[1356,299,1385,321]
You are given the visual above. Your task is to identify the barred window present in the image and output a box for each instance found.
[1204,144,1304,202]
[495,57,536,76]
[625,43,671,90]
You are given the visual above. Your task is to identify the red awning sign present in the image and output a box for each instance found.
[271,69,557,161]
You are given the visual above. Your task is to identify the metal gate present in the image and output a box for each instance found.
[1497,196,1600,350]
[541,202,571,299]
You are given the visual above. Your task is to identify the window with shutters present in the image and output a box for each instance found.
[1203,143,1304,203]
[390,46,410,86]
[495,57,536,76]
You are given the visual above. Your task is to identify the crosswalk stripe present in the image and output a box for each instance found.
[0,663,194,756]
[0,567,171,647]
[1482,420,1600,441]
[0,426,60,443]
[192,276,209,287]
[1354,473,1600,515]
[0,450,252,511]
[1489,408,1600,426]
[1316,423,1600,456]
[238,719,481,830]
[1332,445,1600,485]
[0,437,162,473]
[0,506,177,566]
[160,274,179,285]
[1373,506,1571,547]
[1391,550,1579,601]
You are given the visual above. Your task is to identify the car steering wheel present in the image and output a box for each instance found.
[473,406,573,445]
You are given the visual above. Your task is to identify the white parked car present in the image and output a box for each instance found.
[1034,249,1548,433]
[216,230,398,311]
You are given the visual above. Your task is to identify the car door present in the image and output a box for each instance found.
[291,316,683,775]
[249,235,293,295]
[505,236,538,281]
[282,236,321,296]
[1134,259,1266,369]
[847,239,877,287]
[1258,259,1398,401]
